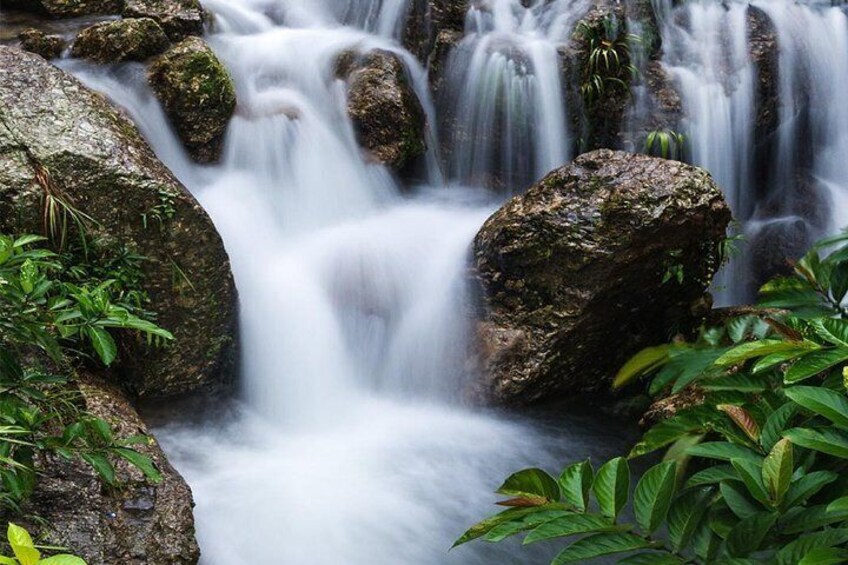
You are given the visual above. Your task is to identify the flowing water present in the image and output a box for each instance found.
[28,0,848,562]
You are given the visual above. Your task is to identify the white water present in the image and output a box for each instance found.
[55,2,637,564]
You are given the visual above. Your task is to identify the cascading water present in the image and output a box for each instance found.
[441,0,587,190]
[54,1,637,563]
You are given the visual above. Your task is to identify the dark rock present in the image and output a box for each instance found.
[748,6,780,142]
[472,149,731,405]
[122,0,206,42]
[15,376,200,565]
[18,27,66,59]
[402,0,469,63]
[148,37,237,163]
[72,18,170,63]
[4,0,121,18]
[341,49,427,170]
[0,46,236,399]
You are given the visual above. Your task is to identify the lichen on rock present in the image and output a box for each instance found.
[122,0,206,41]
[72,18,170,63]
[4,0,121,18]
[18,28,66,59]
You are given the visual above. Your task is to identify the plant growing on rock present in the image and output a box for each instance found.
[576,16,639,105]
[645,129,686,161]
[2,523,86,564]
[455,230,848,563]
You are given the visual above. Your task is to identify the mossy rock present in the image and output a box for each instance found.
[0,46,237,399]
[4,0,121,18]
[472,150,731,405]
[123,0,205,41]
[148,37,237,163]
[72,18,170,63]
[18,28,66,59]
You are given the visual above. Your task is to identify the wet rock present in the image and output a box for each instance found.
[748,218,813,285]
[0,46,236,399]
[4,0,120,18]
[122,0,206,41]
[341,49,427,170]
[148,37,237,163]
[18,27,66,59]
[403,0,469,63]
[72,18,170,63]
[13,376,200,565]
[748,6,780,142]
[472,150,731,405]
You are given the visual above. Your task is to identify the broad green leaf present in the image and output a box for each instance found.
[0,557,18,565]
[115,448,162,483]
[39,556,88,565]
[453,505,566,546]
[667,487,712,552]
[798,547,848,565]
[81,453,116,485]
[762,438,793,505]
[720,481,760,519]
[524,514,625,544]
[783,427,848,458]
[496,468,560,504]
[726,511,777,557]
[776,528,848,565]
[779,504,848,534]
[730,459,769,506]
[812,318,848,348]
[634,461,677,534]
[754,350,809,374]
[613,345,671,389]
[686,442,761,462]
[785,348,848,384]
[693,519,721,562]
[785,386,848,428]
[483,510,571,542]
[828,496,848,513]
[7,523,40,565]
[716,340,810,367]
[761,402,798,452]
[85,326,117,366]
[702,373,767,392]
[717,405,760,442]
[13,234,47,248]
[592,458,630,520]
[552,533,652,564]
[685,465,738,489]
[558,460,593,512]
[783,471,838,509]
[617,552,683,564]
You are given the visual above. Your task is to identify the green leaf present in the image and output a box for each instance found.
[798,547,848,565]
[702,373,767,392]
[761,402,798,452]
[524,514,626,544]
[762,438,793,505]
[617,552,683,564]
[667,488,712,552]
[453,506,566,547]
[685,465,738,489]
[726,511,777,557]
[39,556,88,565]
[81,453,115,485]
[785,348,848,384]
[686,442,761,462]
[613,346,671,389]
[828,496,848,513]
[634,461,677,534]
[783,427,848,458]
[496,468,560,506]
[115,448,162,483]
[558,460,593,512]
[13,234,47,248]
[483,510,570,542]
[552,533,652,564]
[720,481,760,519]
[785,386,848,428]
[730,459,769,506]
[812,318,848,347]
[592,458,630,520]
[85,326,117,366]
[776,528,848,565]
[779,504,848,534]
[717,405,760,442]
[716,340,810,367]
[7,522,40,565]
[783,471,838,509]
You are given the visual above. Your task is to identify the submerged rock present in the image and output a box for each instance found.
[472,150,731,405]
[341,49,427,170]
[122,0,206,41]
[148,37,237,163]
[72,18,170,63]
[4,0,120,18]
[0,46,236,399]
[18,27,66,59]
[19,376,200,565]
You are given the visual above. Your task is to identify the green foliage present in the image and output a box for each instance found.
[645,129,686,161]
[0,234,167,516]
[456,230,848,562]
[2,523,86,564]
[576,16,640,106]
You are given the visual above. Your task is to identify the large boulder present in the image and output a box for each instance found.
[340,49,427,170]
[148,37,237,163]
[472,150,731,405]
[3,0,120,17]
[19,376,200,564]
[18,28,66,59]
[72,18,171,63]
[122,0,206,42]
[0,46,236,399]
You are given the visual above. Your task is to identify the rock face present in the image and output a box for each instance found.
[123,0,206,41]
[4,0,120,17]
[22,377,199,565]
[0,46,236,399]
[72,18,170,63]
[473,150,731,405]
[18,28,66,59]
[342,49,427,170]
[148,37,237,163]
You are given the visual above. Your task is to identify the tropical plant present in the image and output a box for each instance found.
[645,129,686,161]
[2,522,86,564]
[455,230,848,563]
[576,16,640,105]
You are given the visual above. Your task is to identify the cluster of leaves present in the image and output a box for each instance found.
[576,15,639,105]
[2,523,85,564]
[645,129,686,161]
[0,234,170,513]
[455,232,848,563]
